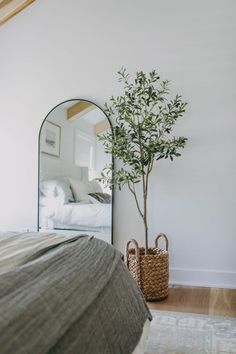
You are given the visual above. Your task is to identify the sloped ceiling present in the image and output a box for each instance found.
[0,0,35,25]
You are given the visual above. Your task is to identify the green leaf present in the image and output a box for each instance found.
[98,67,188,226]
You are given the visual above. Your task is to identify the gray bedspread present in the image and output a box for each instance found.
[0,233,151,354]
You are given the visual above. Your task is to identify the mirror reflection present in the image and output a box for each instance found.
[38,99,112,244]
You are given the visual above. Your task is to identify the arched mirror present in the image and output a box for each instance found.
[38,99,113,244]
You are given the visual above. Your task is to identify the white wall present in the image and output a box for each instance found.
[40,104,87,180]
[40,105,75,180]
[41,103,93,179]
[0,0,235,287]
[40,102,110,186]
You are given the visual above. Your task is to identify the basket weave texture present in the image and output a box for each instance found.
[125,234,169,301]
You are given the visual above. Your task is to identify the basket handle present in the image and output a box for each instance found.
[154,233,169,251]
[125,238,140,266]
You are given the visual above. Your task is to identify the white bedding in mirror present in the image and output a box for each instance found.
[40,202,111,231]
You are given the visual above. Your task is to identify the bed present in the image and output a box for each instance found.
[39,178,112,234]
[40,202,111,232]
[0,232,152,354]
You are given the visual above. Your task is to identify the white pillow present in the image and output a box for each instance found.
[40,179,74,204]
[39,195,64,208]
[88,179,103,193]
[40,180,57,197]
[69,178,90,202]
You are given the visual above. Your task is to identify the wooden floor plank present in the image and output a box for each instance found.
[147,285,236,317]
[208,288,236,317]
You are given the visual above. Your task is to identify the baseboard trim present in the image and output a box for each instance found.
[169,267,236,289]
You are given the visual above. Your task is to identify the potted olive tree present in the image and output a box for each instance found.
[99,68,187,300]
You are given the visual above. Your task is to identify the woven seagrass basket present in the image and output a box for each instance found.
[125,233,169,301]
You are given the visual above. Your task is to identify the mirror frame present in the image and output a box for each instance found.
[37,98,114,244]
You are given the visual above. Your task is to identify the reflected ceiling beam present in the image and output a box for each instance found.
[0,0,35,26]
[95,119,109,135]
[67,101,96,121]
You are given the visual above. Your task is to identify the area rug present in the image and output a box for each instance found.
[146,310,236,354]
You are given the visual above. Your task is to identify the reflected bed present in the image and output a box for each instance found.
[39,177,112,242]
[40,202,111,232]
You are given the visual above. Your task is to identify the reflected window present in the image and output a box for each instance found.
[75,131,95,169]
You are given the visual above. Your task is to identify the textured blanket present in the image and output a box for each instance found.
[0,232,151,354]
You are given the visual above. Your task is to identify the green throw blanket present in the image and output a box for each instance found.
[0,233,151,354]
